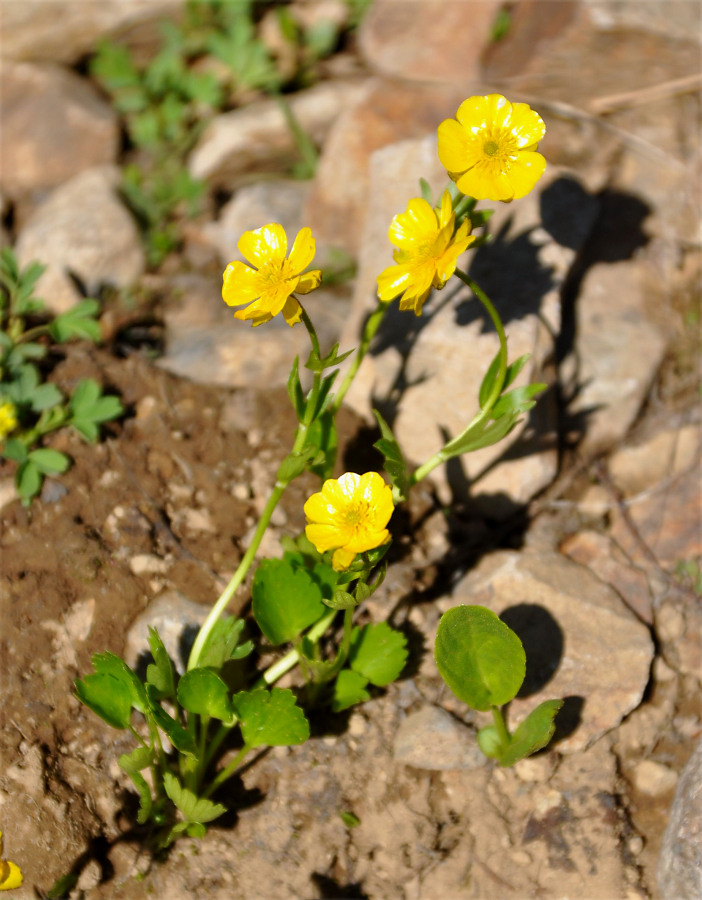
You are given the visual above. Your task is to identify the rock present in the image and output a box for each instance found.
[188,80,367,187]
[654,592,701,679]
[124,590,210,674]
[14,166,145,314]
[658,738,702,900]
[560,530,654,624]
[0,0,183,65]
[561,259,668,457]
[585,1,702,44]
[632,760,678,797]
[341,150,598,509]
[358,0,502,82]
[393,705,485,771]
[447,550,655,753]
[0,62,119,200]
[304,78,469,255]
[607,424,700,497]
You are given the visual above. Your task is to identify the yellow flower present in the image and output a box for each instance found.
[437,94,546,202]
[0,400,18,442]
[304,472,394,571]
[222,224,322,327]
[0,831,22,891]
[376,190,475,315]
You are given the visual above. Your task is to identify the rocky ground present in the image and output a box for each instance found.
[0,2,700,899]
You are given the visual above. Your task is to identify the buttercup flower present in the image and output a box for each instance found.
[376,190,475,315]
[304,472,394,571]
[0,400,18,442]
[222,224,322,327]
[0,830,22,891]
[438,94,546,202]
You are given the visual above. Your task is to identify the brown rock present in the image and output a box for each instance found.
[358,0,502,82]
[304,78,468,255]
[0,62,119,199]
[0,0,182,65]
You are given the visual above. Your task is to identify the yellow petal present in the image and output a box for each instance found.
[288,227,316,274]
[332,547,357,571]
[304,491,337,524]
[222,261,261,306]
[296,269,322,295]
[509,103,546,147]
[0,859,22,890]
[305,523,342,553]
[335,472,362,502]
[377,264,412,303]
[438,190,454,228]
[506,151,547,200]
[238,223,287,267]
[437,117,475,176]
[259,277,298,315]
[455,94,493,130]
[456,166,514,202]
[281,295,303,327]
[398,284,432,316]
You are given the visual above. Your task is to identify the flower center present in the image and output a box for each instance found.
[260,258,294,288]
[483,140,500,157]
[342,500,368,529]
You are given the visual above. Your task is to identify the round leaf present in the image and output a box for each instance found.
[434,606,525,711]
[177,668,235,724]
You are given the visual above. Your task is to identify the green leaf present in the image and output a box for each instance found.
[305,343,354,374]
[339,810,361,828]
[349,622,408,687]
[89,651,148,712]
[75,673,134,729]
[163,772,226,825]
[2,438,27,463]
[332,669,370,712]
[498,699,564,767]
[198,617,252,669]
[477,725,503,759]
[373,409,410,501]
[307,409,338,479]
[490,383,546,420]
[324,589,359,611]
[232,688,310,748]
[276,444,317,483]
[419,178,433,204]
[176,668,235,724]
[146,626,176,699]
[125,769,153,824]
[28,382,64,412]
[118,745,154,774]
[434,606,526,711]
[286,356,305,420]
[69,379,123,441]
[49,299,102,343]
[145,684,197,758]
[252,558,327,646]
[27,448,70,475]
[16,460,42,502]
[478,350,503,409]
[443,410,520,458]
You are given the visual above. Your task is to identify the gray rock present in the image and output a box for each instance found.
[0,0,183,65]
[658,738,702,900]
[393,705,485,770]
[124,590,210,674]
[446,550,655,753]
[585,1,702,44]
[341,141,598,509]
[15,165,145,313]
[0,62,119,199]
[188,80,367,187]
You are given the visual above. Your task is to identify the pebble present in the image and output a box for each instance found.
[632,760,678,796]
[393,705,485,771]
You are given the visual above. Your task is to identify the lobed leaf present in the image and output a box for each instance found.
[146,626,176,699]
[176,668,235,725]
[372,409,410,501]
[349,622,408,687]
[252,558,327,646]
[163,772,226,825]
[332,669,370,712]
[232,688,310,748]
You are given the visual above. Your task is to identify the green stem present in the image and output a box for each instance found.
[203,744,251,799]
[186,479,288,671]
[491,705,511,751]
[410,269,508,485]
[330,300,390,415]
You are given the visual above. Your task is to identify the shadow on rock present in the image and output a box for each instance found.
[499,603,564,696]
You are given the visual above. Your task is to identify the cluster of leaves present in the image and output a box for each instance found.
[0,249,123,504]
[435,606,563,766]
[77,535,406,844]
[90,0,363,264]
